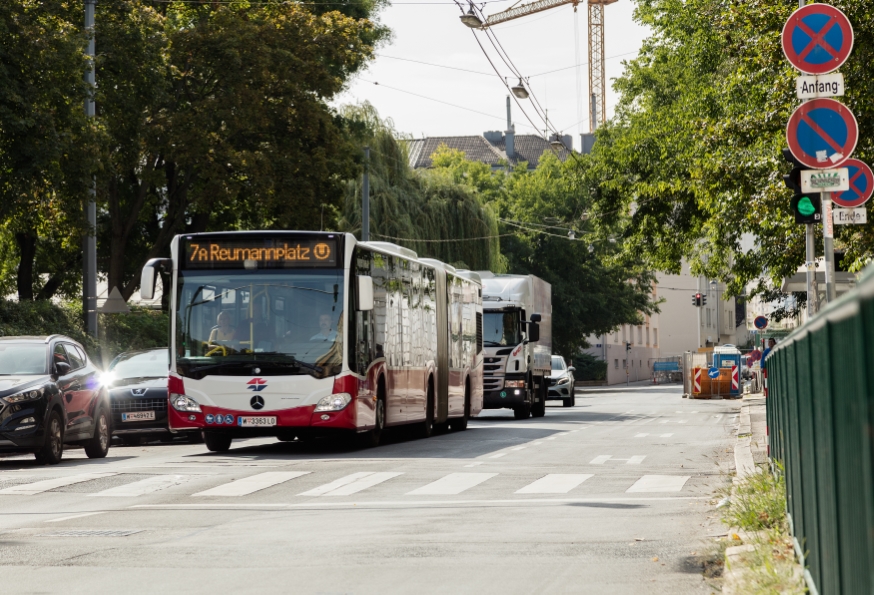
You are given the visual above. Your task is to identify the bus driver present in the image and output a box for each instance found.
[310,314,337,342]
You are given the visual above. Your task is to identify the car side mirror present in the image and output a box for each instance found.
[55,362,72,377]
[357,275,374,312]
[568,366,576,372]
[528,322,540,343]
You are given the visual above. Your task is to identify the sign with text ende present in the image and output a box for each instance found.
[801,168,849,193]
[796,73,845,100]
[834,208,868,225]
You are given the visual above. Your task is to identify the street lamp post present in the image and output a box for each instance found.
[83,0,98,337]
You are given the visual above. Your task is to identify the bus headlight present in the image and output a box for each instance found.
[315,393,352,412]
[170,393,202,413]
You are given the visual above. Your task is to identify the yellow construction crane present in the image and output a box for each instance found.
[463,0,617,132]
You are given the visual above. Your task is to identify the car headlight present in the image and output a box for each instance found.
[505,380,525,388]
[4,387,44,404]
[556,377,570,385]
[315,393,352,412]
[170,393,202,413]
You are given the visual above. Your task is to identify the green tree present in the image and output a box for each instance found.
[338,103,505,272]
[428,148,657,356]
[0,1,98,301]
[96,1,388,300]
[587,0,874,315]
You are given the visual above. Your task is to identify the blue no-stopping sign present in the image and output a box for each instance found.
[786,98,857,169]
[782,4,853,75]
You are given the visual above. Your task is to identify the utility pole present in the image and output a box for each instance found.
[83,0,98,337]
[361,146,370,242]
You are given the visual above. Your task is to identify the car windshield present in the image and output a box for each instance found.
[109,350,169,379]
[551,357,566,371]
[0,344,47,375]
[175,268,344,379]
[483,310,521,347]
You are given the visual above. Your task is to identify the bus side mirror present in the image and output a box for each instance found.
[357,276,374,312]
[528,322,540,343]
[530,313,542,323]
[140,258,172,300]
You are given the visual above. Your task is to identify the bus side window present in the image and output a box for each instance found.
[353,250,374,375]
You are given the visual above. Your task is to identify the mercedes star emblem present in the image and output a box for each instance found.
[250,395,265,410]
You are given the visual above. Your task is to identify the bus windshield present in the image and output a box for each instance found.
[482,310,522,347]
[175,268,344,379]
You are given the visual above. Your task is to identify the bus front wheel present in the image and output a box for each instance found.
[204,431,232,452]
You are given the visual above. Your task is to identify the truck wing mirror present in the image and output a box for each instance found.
[357,275,374,311]
[530,313,542,323]
[140,258,172,301]
[528,322,540,343]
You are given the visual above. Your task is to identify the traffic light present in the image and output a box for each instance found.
[625,342,631,352]
[701,294,707,306]
[692,293,701,307]
[783,148,822,224]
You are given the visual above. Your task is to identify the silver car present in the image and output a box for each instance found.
[547,356,575,408]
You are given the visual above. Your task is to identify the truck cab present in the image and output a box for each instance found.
[476,273,552,419]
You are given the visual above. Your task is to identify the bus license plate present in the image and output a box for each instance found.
[238,416,277,427]
[122,411,155,422]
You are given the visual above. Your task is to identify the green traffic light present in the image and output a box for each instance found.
[798,196,816,216]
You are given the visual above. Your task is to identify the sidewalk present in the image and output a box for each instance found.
[735,393,767,478]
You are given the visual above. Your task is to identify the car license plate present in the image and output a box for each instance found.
[121,411,155,422]
[238,416,277,427]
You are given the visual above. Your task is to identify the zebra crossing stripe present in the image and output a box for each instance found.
[515,474,593,494]
[626,475,690,493]
[90,475,190,497]
[193,472,310,497]
[300,472,403,497]
[407,473,497,496]
[0,473,117,496]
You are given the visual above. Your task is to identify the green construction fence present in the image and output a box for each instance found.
[767,266,874,595]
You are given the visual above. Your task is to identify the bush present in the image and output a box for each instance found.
[0,299,168,367]
[569,351,608,381]
[722,465,786,532]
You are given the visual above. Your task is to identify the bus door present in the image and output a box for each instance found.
[434,269,449,424]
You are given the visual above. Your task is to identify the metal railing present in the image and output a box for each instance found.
[767,265,874,595]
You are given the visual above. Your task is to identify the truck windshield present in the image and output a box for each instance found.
[483,310,521,347]
[175,269,344,379]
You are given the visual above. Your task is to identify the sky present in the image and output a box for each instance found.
[335,0,653,152]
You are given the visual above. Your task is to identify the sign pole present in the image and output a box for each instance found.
[806,226,818,316]
[822,192,837,303]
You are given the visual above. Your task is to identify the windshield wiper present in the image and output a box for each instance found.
[483,340,504,347]
[182,358,323,377]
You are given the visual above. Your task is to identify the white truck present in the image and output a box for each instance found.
[475,272,552,419]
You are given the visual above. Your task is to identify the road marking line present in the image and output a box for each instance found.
[510,446,526,451]
[626,475,691,493]
[634,433,648,438]
[0,473,118,496]
[626,456,646,465]
[532,441,543,445]
[44,512,106,523]
[660,433,674,438]
[589,455,612,465]
[489,453,507,459]
[193,472,310,497]
[464,462,483,468]
[318,472,403,497]
[91,475,190,497]
[545,437,556,441]
[407,473,497,496]
[298,472,371,496]
[515,474,594,494]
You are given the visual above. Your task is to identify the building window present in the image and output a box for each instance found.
[654,328,658,346]
[614,359,619,369]
[646,328,650,346]
[622,359,626,369]
[622,326,627,343]
[637,327,642,344]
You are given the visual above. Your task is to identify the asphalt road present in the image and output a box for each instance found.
[0,383,739,595]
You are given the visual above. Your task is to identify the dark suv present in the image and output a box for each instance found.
[0,335,111,464]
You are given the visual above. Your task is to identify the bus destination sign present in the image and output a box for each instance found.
[183,236,339,269]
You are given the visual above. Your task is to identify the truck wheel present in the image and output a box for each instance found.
[531,383,546,418]
[34,411,64,465]
[84,409,111,459]
[204,431,232,452]
[513,403,531,420]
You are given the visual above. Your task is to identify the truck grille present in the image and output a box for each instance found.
[111,398,167,413]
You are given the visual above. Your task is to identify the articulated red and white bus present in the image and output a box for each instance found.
[140,232,483,452]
